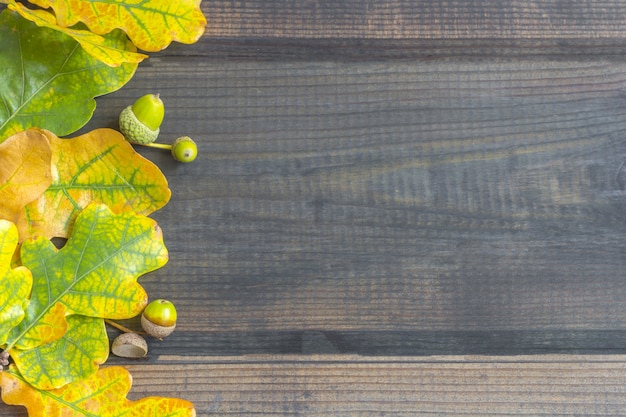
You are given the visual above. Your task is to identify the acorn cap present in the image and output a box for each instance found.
[119,105,160,144]
[141,313,176,339]
[111,333,148,358]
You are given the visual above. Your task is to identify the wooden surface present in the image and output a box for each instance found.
[3,0,626,415]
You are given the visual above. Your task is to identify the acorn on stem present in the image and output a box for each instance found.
[141,299,177,339]
[119,94,164,144]
[141,136,198,163]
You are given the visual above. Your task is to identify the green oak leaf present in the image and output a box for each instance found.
[7,1,147,67]
[11,315,109,390]
[0,220,32,346]
[0,9,138,141]
[5,203,168,354]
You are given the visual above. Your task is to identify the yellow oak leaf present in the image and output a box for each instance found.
[10,315,109,390]
[28,0,207,52]
[4,203,167,389]
[1,366,196,416]
[6,1,147,67]
[0,220,32,346]
[0,129,51,225]
[8,203,167,350]
[18,128,171,241]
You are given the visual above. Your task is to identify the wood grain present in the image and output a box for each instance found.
[4,355,626,416]
[73,55,626,355]
[125,355,626,416]
[201,0,626,39]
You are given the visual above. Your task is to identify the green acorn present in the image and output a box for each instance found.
[141,299,178,338]
[140,136,198,163]
[119,94,164,144]
[171,136,198,163]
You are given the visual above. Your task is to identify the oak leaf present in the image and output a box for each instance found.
[18,128,171,241]
[7,1,147,67]
[0,129,51,224]
[5,203,168,378]
[28,0,207,52]
[1,366,196,416]
[0,220,32,346]
[10,315,109,390]
[0,9,138,141]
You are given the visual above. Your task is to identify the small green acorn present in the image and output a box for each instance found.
[119,94,164,144]
[137,136,198,163]
[171,136,198,163]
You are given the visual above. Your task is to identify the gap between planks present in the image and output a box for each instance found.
[151,354,626,365]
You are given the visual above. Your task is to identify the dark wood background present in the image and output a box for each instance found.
[3,0,626,415]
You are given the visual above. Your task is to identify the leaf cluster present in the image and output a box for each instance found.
[0,0,206,141]
[1,0,205,66]
[0,129,194,415]
[0,0,206,411]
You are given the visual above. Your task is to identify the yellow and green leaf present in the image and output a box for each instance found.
[6,203,168,354]
[0,220,32,346]
[28,0,206,52]
[18,128,171,241]
[0,129,51,225]
[0,9,138,141]
[1,366,196,416]
[11,315,109,390]
[9,302,68,351]
[7,1,147,67]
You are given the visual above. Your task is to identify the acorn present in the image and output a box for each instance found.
[111,332,148,358]
[171,136,198,162]
[119,94,164,144]
[141,299,177,339]
[139,136,198,163]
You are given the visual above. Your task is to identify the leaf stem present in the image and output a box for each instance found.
[105,319,147,336]
[140,142,172,150]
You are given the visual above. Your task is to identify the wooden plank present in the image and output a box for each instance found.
[70,53,626,355]
[3,1,626,40]
[201,0,626,39]
[4,355,626,416]
[123,355,626,416]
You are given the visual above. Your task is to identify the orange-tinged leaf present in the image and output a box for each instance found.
[18,128,171,241]
[128,396,197,416]
[7,1,148,67]
[11,315,109,390]
[29,0,207,52]
[1,366,196,416]
[0,220,32,346]
[0,129,51,224]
